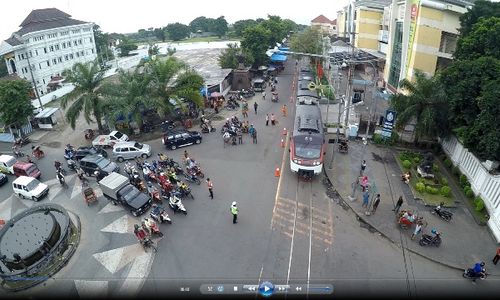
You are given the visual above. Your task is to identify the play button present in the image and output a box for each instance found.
[259,281,274,297]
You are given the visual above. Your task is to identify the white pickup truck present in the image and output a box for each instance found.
[92,130,129,148]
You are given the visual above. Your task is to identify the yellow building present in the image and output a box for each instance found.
[354,7,384,50]
[384,0,471,92]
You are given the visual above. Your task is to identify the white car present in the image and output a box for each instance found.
[112,141,152,162]
[12,176,49,202]
[92,130,129,148]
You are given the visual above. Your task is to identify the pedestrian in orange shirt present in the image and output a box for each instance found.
[281,104,287,117]
[493,246,500,265]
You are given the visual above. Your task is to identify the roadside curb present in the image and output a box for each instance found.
[322,169,469,273]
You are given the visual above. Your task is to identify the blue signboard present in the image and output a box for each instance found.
[381,110,396,138]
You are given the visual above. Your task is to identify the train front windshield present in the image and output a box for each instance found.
[293,136,322,159]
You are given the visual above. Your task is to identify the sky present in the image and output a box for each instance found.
[0,0,349,39]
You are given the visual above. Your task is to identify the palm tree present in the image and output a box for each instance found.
[145,57,204,114]
[390,70,448,143]
[60,60,106,132]
[100,68,152,129]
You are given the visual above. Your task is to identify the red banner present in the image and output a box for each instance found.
[317,61,324,80]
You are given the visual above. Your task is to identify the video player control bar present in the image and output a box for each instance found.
[200,283,333,295]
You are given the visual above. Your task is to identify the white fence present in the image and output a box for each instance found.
[441,136,500,242]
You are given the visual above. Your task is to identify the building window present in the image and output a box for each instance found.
[388,22,403,88]
[21,53,25,59]
[74,40,78,46]
[91,48,94,54]
[81,50,84,56]
[89,37,93,43]
[47,60,50,67]
[43,79,45,84]
[72,29,81,34]
[44,47,47,53]
[58,57,62,63]
[76,52,80,58]
[50,46,54,52]
[55,44,60,50]
[65,55,69,60]
[35,49,39,56]
[69,54,74,59]
[439,32,458,55]
[29,51,32,57]
[39,63,42,69]
[62,42,66,48]
[61,31,69,36]
[78,39,82,45]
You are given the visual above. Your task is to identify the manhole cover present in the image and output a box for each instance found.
[44,141,61,148]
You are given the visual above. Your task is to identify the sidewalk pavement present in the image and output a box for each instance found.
[323,135,500,275]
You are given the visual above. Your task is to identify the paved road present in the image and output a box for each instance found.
[1,59,498,298]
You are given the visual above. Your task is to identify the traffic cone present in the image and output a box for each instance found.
[275,167,281,177]
[282,128,287,136]
[281,138,285,148]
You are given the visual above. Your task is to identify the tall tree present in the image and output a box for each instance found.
[260,15,288,46]
[454,17,500,60]
[218,43,254,69]
[241,25,271,67]
[458,0,500,37]
[153,27,166,41]
[0,60,8,77]
[212,16,228,38]
[165,23,191,41]
[233,19,258,37]
[148,43,160,56]
[189,16,209,32]
[93,24,114,62]
[462,79,500,161]
[0,80,34,134]
[390,70,448,143]
[117,38,138,57]
[60,60,106,132]
[290,26,322,54]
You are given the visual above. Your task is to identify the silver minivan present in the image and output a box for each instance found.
[112,141,152,162]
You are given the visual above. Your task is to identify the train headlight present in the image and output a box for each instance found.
[314,161,320,165]
[293,159,298,163]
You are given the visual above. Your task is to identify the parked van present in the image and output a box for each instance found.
[0,155,17,174]
[13,162,41,179]
[12,176,49,201]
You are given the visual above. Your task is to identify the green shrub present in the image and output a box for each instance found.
[402,160,412,169]
[440,177,448,186]
[439,154,447,161]
[373,133,384,145]
[465,189,475,199]
[459,174,469,188]
[440,186,452,197]
[425,185,439,194]
[399,151,411,162]
[452,166,461,177]
[432,163,439,173]
[444,158,452,168]
[413,157,421,164]
[474,197,485,212]
[416,182,426,193]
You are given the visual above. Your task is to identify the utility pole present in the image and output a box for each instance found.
[25,51,43,110]
[343,42,355,133]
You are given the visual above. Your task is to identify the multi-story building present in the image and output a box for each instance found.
[384,0,472,92]
[337,0,392,48]
[310,15,337,36]
[0,8,97,95]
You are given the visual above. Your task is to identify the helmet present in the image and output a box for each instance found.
[148,181,152,187]
[134,224,139,230]
[232,201,237,206]
[152,204,158,209]
[431,228,437,234]
[480,262,485,267]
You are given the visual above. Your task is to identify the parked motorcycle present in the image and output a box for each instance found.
[431,204,453,222]
[160,120,176,132]
[32,145,45,159]
[14,136,30,147]
[419,233,442,247]
[150,204,172,224]
[183,172,201,185]
[164,192,187,214]
[84,129,95,140]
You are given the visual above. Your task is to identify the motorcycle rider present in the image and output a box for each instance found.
[430,228,441,241]
[158,153,168,162]
[168,168,178,184]
[134,224,147,242]
[178,181,189,194]
[54,160,62,171]
[470,261,486,278]
[94,170,105,182]
[56,170,65,185]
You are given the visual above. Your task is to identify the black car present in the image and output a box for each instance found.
[79,155,119,176]
[162,129,202,150]
[116,185,152,216]
[0,173,8,186]
[73,146,108,161]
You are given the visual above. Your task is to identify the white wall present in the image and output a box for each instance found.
[441,136,500,242]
